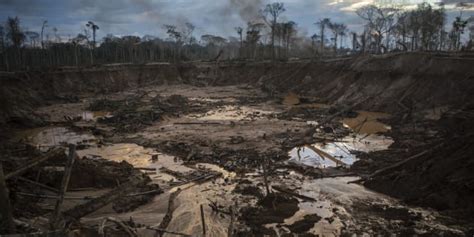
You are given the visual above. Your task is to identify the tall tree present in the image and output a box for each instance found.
[328,22,342,51]
[282,21,297,57]
[164,25,182,62]
[356,5,398,53]
[24,31,40,47]
[263,2,285,60]
[41,20,48,49]
[337,23,348,49]
[86,21,99,49]
[235,26,243,56]
[451,16,468,50]
[6,16,25,48]
[316,18,331,54]
[246,22,265,59]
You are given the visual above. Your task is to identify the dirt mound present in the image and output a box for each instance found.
[361,106,474,220]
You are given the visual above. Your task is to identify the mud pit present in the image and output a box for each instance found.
[4,79,472,237]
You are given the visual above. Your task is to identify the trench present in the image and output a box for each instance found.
[7,82,467,236]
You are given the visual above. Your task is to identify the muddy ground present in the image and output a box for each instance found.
[1,53,474,236]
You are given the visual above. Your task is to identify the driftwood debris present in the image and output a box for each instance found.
[5,148,65,180]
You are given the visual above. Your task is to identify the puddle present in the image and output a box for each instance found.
[342,111,391,134]
[189,105,273,121]
[288,134,393,168]
[16,127,97,150]
[289,146,339,168]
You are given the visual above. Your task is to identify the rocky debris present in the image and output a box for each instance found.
[239,193,299,235]
[91,95,192,133]
[233,179,264,199]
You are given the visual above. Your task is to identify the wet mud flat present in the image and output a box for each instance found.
[1,84,473,236]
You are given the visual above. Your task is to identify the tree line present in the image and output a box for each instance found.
[0,2,473,71]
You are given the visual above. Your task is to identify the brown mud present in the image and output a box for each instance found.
[1,53,474,236]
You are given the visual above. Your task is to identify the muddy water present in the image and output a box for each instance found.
[19,84,463,235]
[189,105,274,121]
[342,111,391,134]
[289,134,393,168]
[22,126,237,236]
[15,126,97,150]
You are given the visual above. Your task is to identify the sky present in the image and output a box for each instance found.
[0,0,473,42]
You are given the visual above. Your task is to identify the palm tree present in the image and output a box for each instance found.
[235,27,243,57]
[328,22,339,51]
[338,23,348,49]
[315,18,331,53]
[86,21,99,49]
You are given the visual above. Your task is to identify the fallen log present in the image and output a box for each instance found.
[272,185,316,202]
[200,204,206,236]
[146,226,191,236]
[15,192,95,200]
[5,148,65,180]
[350,143,444,184]
[305,146,349,167]
[98,217,138,237]
[50,145,76,229]
[0,162,16,234]
[16,177,59,193]
[156,189,182,236]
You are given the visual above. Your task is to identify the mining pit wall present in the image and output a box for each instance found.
[1,53,473,125]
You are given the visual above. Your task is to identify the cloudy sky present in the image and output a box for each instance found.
[0,0,472,41]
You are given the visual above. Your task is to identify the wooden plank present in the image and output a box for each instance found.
[0,162,16,234]
[50,145,76,229]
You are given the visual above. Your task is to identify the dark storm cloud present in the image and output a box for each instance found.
[0,0,472,40]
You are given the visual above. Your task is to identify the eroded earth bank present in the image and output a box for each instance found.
[1,53,474,236]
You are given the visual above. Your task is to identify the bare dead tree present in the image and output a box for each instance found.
[263,2,285,61]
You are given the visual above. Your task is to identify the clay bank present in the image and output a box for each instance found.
[1,53,474,236]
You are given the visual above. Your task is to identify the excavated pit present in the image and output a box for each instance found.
[1,53,474,236]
